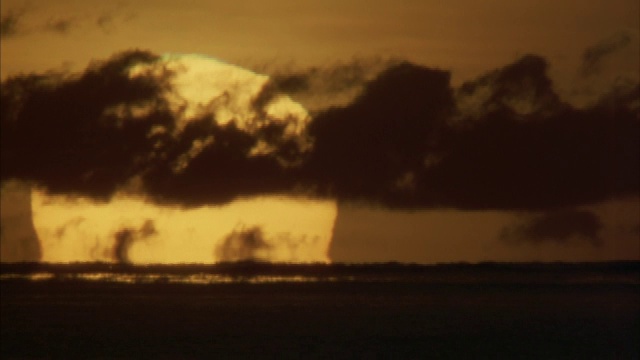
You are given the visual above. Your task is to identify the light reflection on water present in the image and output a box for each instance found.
[2,263,637,285]
[0,272,345,284]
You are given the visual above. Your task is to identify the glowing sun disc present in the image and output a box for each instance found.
[32,190,337,264]
[30,54,337,264]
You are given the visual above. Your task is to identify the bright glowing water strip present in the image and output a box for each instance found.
[0,272,347,284]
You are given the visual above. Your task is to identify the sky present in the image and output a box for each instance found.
[1,0,639,263]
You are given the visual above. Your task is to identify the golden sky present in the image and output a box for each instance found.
[1,0,639,263]
[2,0,638,82]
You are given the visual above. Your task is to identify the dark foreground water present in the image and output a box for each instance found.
[2,262,639,359]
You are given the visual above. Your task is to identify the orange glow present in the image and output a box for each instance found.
[31,189,337,264]
[24,54,337,264]
[0,272,351,284]
[128,54,310,136]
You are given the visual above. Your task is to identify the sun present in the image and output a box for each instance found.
[32,190,337,264]
[30,54,338,264]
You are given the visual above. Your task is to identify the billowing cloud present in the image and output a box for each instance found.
[1,50,638,211]
[302,62,455,206]
[423,58,639,209]
[1,50,168,199]
[303,55,639,209]
[1,50,311,206]
[454,55,562,119]
[501,210,603,246]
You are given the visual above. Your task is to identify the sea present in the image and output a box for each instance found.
[2,262,639,359]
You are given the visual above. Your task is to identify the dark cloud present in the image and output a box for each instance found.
[501,210,603,246]
[425,83,639,208]
[1,50,310,205]
[1,50,170,200]
[0,8,76,37]
[214,225,320,262]
[266,57,396,113]
[454,55,563,119]
[1,50,638,210]
[302,62,455,205]
[96,14,114,32]
[303,55,639,209]
[43,17,76,35]
[112,220,156,263]
[0,5,134,38]
[581,32,632,77]
[96,6,137,34]
[215,226,272,262]
[0,8,26,38]
[140,116,301,205]
[271,58,386,95]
